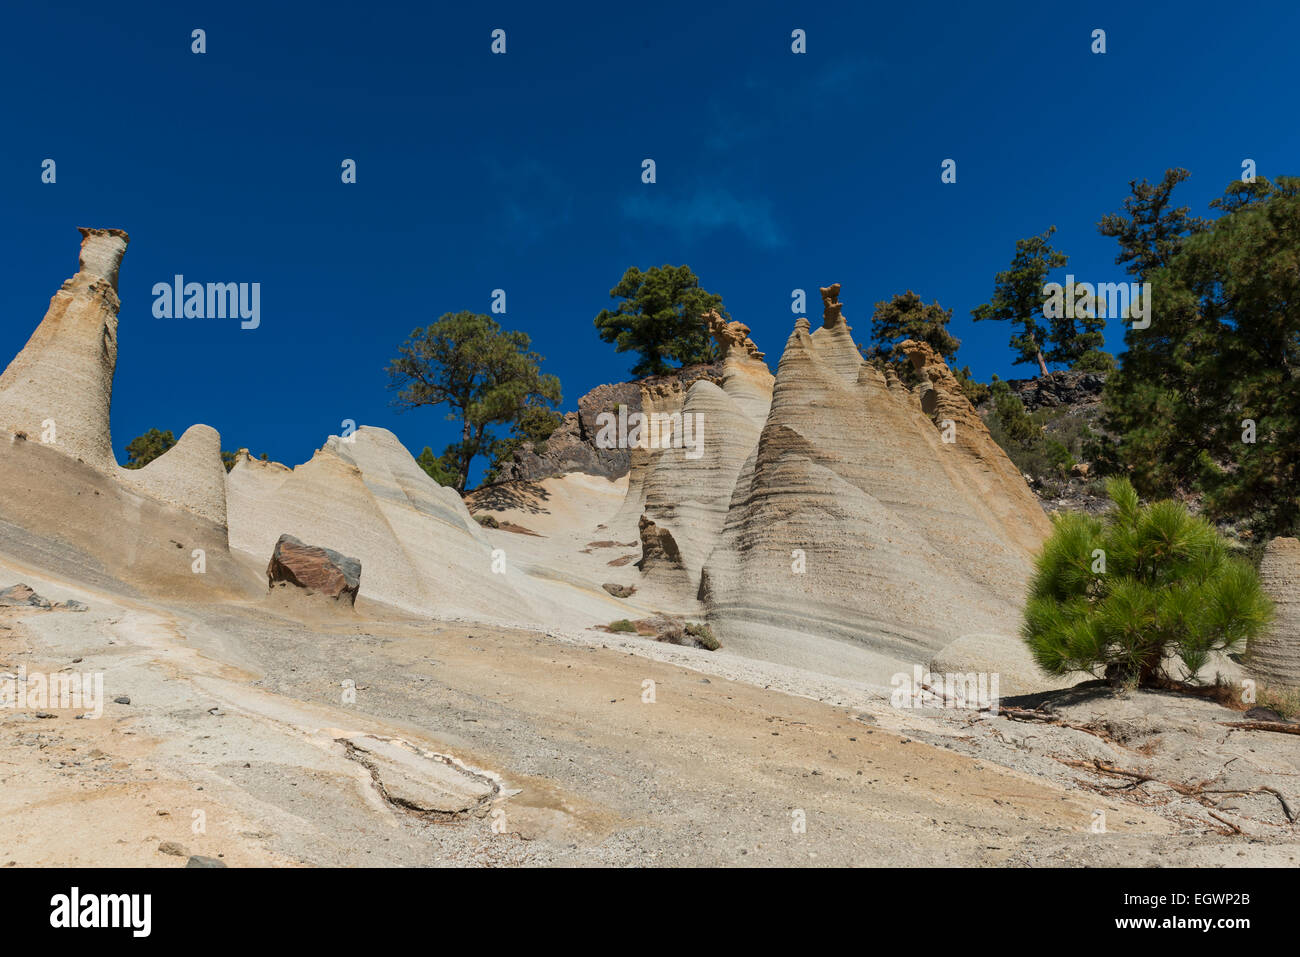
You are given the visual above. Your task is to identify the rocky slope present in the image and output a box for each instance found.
[4,229,1296,868]
[976,368,1111,515]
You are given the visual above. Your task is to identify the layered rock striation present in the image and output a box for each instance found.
[698,284,1053,690]
[1252,537,1300,689]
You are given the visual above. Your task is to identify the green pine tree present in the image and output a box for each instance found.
[1097,168,1209,279]
[122,428,176,469]
[972,227,1069,376]
[1097,174,1300,539]
[867,290,961,366]
[593,265,726,377]
[415,445,461,486]
[1023,478,1273,685]
[387,311,562,493]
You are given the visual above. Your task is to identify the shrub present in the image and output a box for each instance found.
[685,622,720,651]
[1257,684,1300,720]
[955,366,990,406]
[608,619,636,633]
[985,380,1076,478]
[1022,478,1273,685]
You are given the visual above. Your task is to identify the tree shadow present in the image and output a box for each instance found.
[469,480,552,516]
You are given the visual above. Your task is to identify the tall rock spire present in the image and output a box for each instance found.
[1,228,228,526]
[0,228,128,469]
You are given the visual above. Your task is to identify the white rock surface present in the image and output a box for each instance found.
[698,286,1055,692]
[1253,537,1300,689]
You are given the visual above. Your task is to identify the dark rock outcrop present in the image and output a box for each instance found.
[975,368,1110,515]
[266,534,361,605]
[1001,370,1106,412]
[492,365,721,483]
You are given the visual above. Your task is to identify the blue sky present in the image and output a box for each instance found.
[3,0,1296,484]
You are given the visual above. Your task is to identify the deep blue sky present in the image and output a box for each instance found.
[3,1,1296,483]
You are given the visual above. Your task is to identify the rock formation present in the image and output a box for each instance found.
[0,228,228,526]
[228,427,532,620]
[999,369,1107,412]
[492,365,720,483]
[1,233,1067,694]
[226,426,639,628]
[622,311,775,590]
[698,284,1053,691]
[267,534,361,605]
[901,338,1050,555]
[704,309,764,362]
[123,424,228,526]
[0,584,52,608]
[0,228,125,470]
[1252,537,1300,688]
[635,514,684,572]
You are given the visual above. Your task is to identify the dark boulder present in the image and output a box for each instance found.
[0,584,51,608]
[266,534,361,605]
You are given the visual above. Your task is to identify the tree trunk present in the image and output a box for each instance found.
[455,419,472,493]
[1035,349,1049,378]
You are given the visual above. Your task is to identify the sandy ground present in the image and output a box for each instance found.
[2,549,1295,868]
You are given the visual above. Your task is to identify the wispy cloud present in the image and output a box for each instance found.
[485,157,574,244]
[621,186,785,249]
[705,57,877,152]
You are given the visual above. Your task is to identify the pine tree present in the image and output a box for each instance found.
[1094,169,1210,493]
[1182,178,1300,539]
[1098,174,1300,539]
[593,265,727,376]
[1097,168,1208,278]
[416,445,461,486]
[1023,479,1272,685]
[972,227,1068,376]
[867,290,960,366]
[387,312,562,492]
[122,428,176,469]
